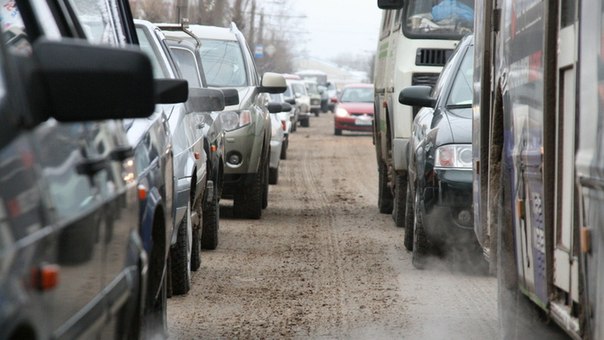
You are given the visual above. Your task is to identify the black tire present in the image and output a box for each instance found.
[334,128,342,136]
[412,188,429,269]
[404,181,415,251]
[233,168,263,219]
[269,167,279,185]
[201,195,219,250]
[314,110,319,117]
[120,259,143,340]
[280,139,288,160]
[143,261,167,338]
[300,118,309,127]
[190,222,201,271]
[378,160,393,214]
[392,173,407,228]
[262,158,269,209]
[292,120,297,132]
[170,204,191,295]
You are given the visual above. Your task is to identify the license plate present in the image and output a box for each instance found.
[355,118,372,126]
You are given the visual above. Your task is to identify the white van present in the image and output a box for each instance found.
[373,0,473,226]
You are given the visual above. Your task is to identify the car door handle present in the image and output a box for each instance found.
[77,157,107,176]
[109,146,134,162]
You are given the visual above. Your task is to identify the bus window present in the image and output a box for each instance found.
[404,0,474,38]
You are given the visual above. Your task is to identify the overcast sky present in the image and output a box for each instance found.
[291,1,382,60]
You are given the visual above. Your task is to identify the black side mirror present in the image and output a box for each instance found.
[378,0,404,9]
[155,79,189,104]
[267,102,284,113]
[220,88,240,106]
[281,102,293,112]
[284,98,296,105]
[399,86,435,108]
[187,88,225,112]
[33,38,155,121]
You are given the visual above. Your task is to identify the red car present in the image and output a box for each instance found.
[334,83,375,135]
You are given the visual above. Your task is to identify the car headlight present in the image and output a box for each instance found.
[220,110,252,131]
[434,144,472,169]
[335,107,349,117]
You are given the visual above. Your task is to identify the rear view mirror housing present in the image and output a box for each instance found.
[220,88,240,106]
[258,72,287,94]
[32,38,155,121]
[399,86,435,108]
[155,79,189,104]
[187,87,225,112]
[378,0,404,10]
[280,102,292,112]
[267,102,292,113]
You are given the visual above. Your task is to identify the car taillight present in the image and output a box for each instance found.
[281,120,287,131]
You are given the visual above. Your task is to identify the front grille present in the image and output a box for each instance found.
[311,99,320,105]
[415,48,454,66]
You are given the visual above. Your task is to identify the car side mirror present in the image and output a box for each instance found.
[187,87,225,112]
[259,72,287,94]
[155,79,189,104]
[31,38,155,121]
[281,102,292,111]
[267,102,284,113]
[378,0,404,9]
[284,98,296,105]
[399,86,435,108]
[220,88,240,106]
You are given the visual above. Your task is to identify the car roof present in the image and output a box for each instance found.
[187,24,238,41]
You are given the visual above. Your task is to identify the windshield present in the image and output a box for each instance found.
[404,0,474,38]
[306,83,319,95]
[447,45,474,107]
[340,87,374,103]
[200,39,248,87]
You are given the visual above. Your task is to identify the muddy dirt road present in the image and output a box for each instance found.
[167,113,499,339]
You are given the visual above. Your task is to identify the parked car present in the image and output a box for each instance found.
[333,83,375,135]
[398,35,475,269]
[173,23,285,219]
[265,101,292,184]
[134,20,226,295]
[0,0,185,338]
[304,79,322,117]
[270,93,293,159]
[157,22,241,250]
[284,74,311,128]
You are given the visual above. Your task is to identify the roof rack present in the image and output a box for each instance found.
[157,18,199,48]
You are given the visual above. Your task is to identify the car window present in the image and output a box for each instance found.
[136,27,167,78]
[170,47,202,88]
[66,0,126,46]
[447,45,474,106]
[341,87,374,103]
[200,39,248,87]
[283,85,293,98]
[292,83,306,96]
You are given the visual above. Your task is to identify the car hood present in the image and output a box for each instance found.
[339,102,374,114]
[436,108,472,145]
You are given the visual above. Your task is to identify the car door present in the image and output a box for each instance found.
[0,3,109,336]
[59,0,144,323]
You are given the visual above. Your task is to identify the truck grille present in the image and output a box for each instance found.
[411,73,440,87]
[415,48,454,66]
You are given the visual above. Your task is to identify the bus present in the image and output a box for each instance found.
[473,0,604,337]
[373,0,473,228]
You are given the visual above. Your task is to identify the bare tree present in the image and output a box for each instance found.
[130,0,172,22]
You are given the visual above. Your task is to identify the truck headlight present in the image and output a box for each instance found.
[434,144,472,169]
[220,110,252,131]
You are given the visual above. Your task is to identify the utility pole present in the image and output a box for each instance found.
[176,0,188,22]
[248,0,256,48]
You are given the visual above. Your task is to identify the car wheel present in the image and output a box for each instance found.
[300,118,309,127]
[190,221,201,272]
[269,167,279,185]
[334,128,342,136]
[143,217,168,337]
[233,166,263,220]
[170,202,192,295]
[280,139,288,160]
[262,158,269,209]
[393,173,407,228]
[403,181,415,251]
[292,120,297,132]
[314,111,319,117]
[201,193,219,250]
[377,160,393,214]
[412,187,429,269]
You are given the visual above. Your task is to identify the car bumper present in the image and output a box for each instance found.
[422,169,474,244]
[269,140,281,169]
[224,123,260,175]
[334,116,373,132]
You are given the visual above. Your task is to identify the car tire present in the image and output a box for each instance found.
[233,167,263,220]
[201,193,219,250]
[378,160,393,214]
[314,111,319,117]
[412,188,429,269]
[280,139,288,160]
[190,221,201,272]
[392,173,407,228]
[292,120,297,132]
[170,202,192,295]
[269,166,279,185]
[262,158,269,209]
[403,182,415,251]
[143,254,167,338]
[300,118,309,127]
[334,128,342,136]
